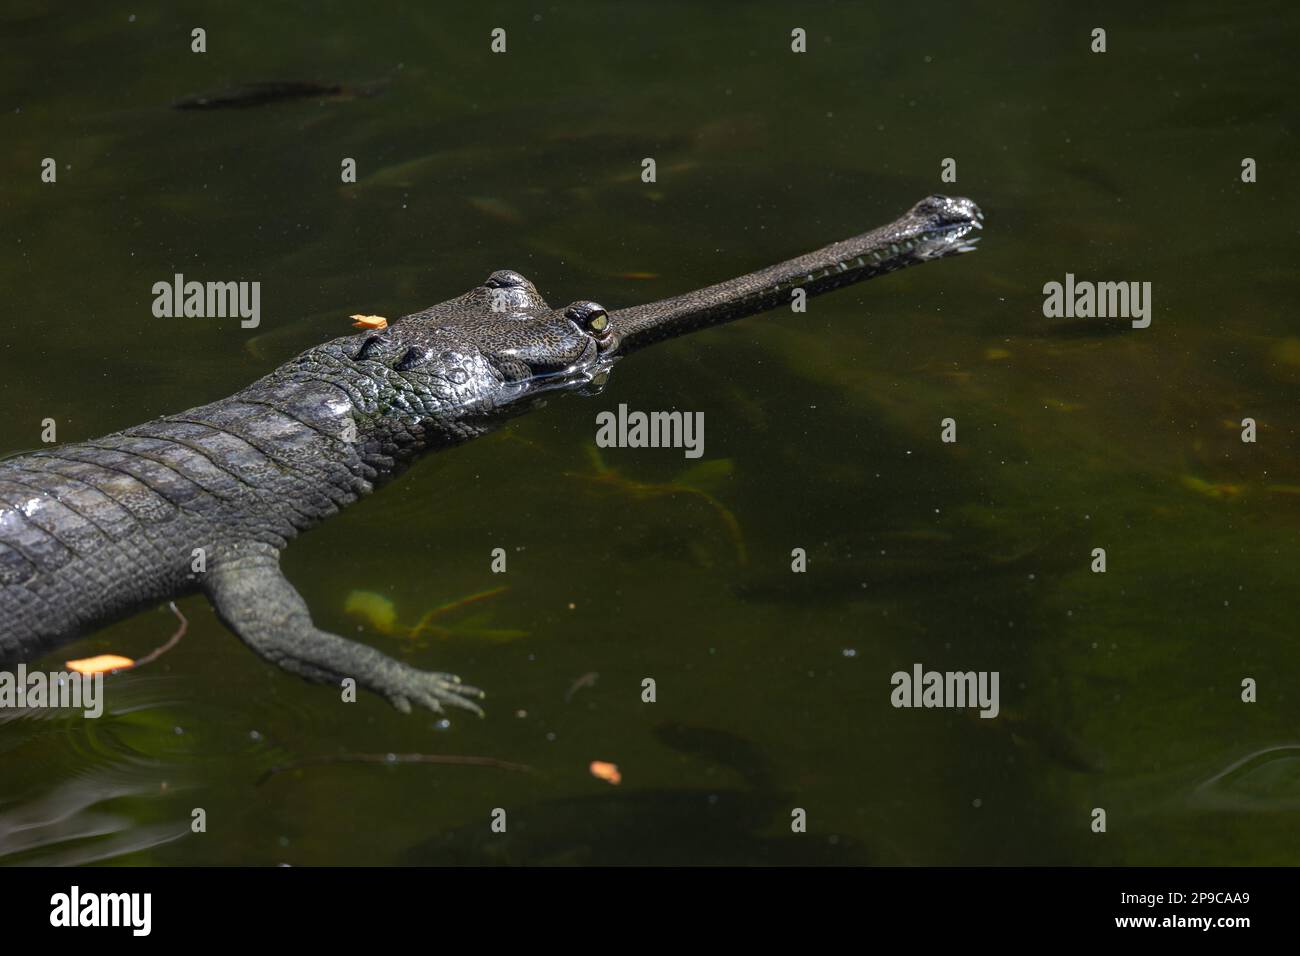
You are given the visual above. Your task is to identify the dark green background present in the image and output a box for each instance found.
[1,1,1297,864]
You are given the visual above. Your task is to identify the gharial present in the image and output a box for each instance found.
[0,195,983,717]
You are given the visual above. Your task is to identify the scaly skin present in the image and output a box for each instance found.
[0,195,982,716]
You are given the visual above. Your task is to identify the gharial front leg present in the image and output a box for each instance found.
[202,543,484,716]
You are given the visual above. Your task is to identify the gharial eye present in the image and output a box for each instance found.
[485,270,530,289]
[565,301,611,340]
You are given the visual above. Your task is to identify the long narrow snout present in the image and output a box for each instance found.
[607,194,983,355]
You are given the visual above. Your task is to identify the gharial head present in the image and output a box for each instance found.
[330,193,983,439]
[340,268,619,432]
[884,194,983,260]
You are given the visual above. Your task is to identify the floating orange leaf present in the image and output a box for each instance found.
[351,314,388,330]
[66,654,134,675]
[589,760,621,785]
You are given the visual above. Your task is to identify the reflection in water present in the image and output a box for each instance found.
[0,774,188,866]
[0,675,194,865]
[1191,745,1300,813]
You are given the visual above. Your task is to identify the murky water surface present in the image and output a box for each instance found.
[1,2,1297,864]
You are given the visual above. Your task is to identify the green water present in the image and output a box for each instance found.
[2,1,1298,865]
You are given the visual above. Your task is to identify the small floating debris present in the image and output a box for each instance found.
[565,671,599,702]
[344,590,398,633]
[66,654,134,675]
[344,586,527,642]
[67,602,189,675]
[258,751,532,786]
[568,447,748,565]
[172,79,386,110]
[589,760,622,785]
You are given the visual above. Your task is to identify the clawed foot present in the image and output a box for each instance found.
[380,666,486,718]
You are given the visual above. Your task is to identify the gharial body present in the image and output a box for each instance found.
[0,195,982,716]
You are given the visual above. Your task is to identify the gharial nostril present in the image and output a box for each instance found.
[485,270,530,289]
[394,346,432,371]
[355,334,386,361]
